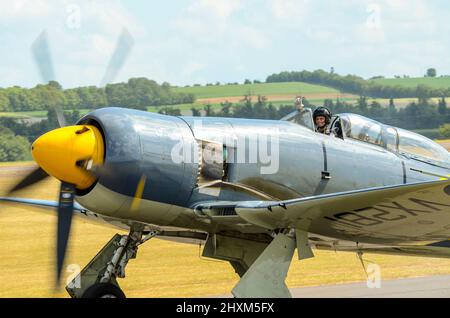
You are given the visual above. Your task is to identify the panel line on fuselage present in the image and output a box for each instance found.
[313,141,330,196]
[402,161,407,184]
[322,141,328,172]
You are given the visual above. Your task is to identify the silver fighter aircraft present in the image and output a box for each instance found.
[1,103,449,298]
[1,30,449,298]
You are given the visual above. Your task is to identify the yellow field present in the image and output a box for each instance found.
[2,164,450,298]
[437,140,450,150]
[0,161,34,167]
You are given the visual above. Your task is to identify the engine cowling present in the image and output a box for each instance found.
[74,107,200,218]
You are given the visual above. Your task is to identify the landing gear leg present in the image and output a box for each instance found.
[66,230,158,298]
[231,233,296,298]
[201,232,296,298]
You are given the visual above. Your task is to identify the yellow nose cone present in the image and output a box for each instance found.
[32,125,105,189]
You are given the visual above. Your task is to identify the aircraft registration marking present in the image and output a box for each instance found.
[324,189,450,229]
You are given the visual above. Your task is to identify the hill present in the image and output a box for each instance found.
[173,82,340,99]
[370,77,450,89]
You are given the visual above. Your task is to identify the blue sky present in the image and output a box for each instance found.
[1,0,449,88]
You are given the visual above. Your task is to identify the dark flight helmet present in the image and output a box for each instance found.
[313,107,332,125]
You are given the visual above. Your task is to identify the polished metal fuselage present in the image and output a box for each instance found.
[75,108,448,242]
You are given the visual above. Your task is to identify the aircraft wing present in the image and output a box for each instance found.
[0,196,134,231]
[313,242,450,259]
[296,233,450,259]
[0,197,207,240]
[0,197,86,212]
[194,180,450,244]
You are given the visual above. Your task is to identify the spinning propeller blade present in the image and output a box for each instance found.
[100,28,134,86]
[56,182,76,284]
[14,27,135,285]
[31,29,66,128]
[7,166,49,195]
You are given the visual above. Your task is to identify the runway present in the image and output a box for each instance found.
[289,275,450,298]
[212,275,450,298]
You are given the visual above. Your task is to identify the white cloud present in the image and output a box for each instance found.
[353,23,385,44]
[0,1,53,19]
[1,0,450,88]
[236,26,270,49]
[269,0,311,20]
[174,0,244,42]
[0,0,145,88]
[82,0,142,36]
[187,0,243,20]
[181,61,206,81]
[173,0,269,50]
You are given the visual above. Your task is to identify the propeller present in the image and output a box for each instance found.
[5,27,135,286]
[100,28,134,87]
[31,30,66,128]
[56,183,76,283]
[7,166,49,195]
[6,167,74,283]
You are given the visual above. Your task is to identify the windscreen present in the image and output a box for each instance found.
[397,128,449,164]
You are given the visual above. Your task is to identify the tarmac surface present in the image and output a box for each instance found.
[289,275,450,298]
[213,275,450,298]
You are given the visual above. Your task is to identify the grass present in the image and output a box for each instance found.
[0,161,35,167]
[147,96,428,116]
[2,166,450,297]
[0,79,445,120]
[0,97,432,120]
[173,82,339,99]
[370,76,450,89]
[0,110,48,118]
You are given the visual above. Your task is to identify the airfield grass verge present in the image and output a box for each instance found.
[370,76,450,89]
[2,167,450,297]
[173,82,340,99]
[0,161,35,167]
[0,109,93,119]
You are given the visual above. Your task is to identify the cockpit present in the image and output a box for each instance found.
[283,109,449,167]
[336,114,449,166]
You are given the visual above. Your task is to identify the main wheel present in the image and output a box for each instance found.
[81,283,126,298]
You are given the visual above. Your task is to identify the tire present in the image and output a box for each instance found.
[81,283,126,298]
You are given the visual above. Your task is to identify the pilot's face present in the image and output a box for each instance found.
[315,116,326,128]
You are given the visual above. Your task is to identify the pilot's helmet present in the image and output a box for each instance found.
[313,107,332,125]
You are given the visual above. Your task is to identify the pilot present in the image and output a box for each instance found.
[313,107,332,134]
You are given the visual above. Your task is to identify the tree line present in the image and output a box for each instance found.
[1,96,448,162]
[266,70,450,99]
[0,78,195,112]
[158,94,449,134]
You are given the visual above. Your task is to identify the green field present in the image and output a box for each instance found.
[173,82,339,99]
[370,77,450,89]
[147,100,321,115]
[0,110,48,118]
[0,109,92,119]
[147,96,412,116]
[0,97,434,120]
[1,77,449,120]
